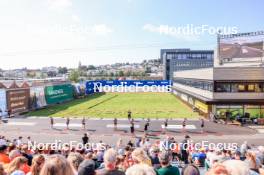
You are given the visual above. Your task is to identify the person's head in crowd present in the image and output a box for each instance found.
[118,149,125,158]
[116,155,126,171]
[67,152,84,173]
[0,144,8,154]
[6,156,28,175]
[77,148,86,156]
[245,151,258,170]
[127,140,133,147]
[9,150,22,161]
[0,144,10,164]
[150,146,159,156]
[8,143,16,153]
[96,149,104,163]
[131,148,151,166]
[103,148,118,170]
[78,159,95,175]
[158,151,171,167]
[257,146,264,154]
[21,145,30,154]
[85,152,94,160]
[222,150,227,157]
[234,151,241,160]
[39,154,74,175]
[117,139,123,148]
[125,164,156,175]
[181,164,200,175]
[30,154,45,175]
[0,162,6,175]
[185,135,190,140]
[226,150,232,158]
[206,164,229,175]
[222,160,249,175]
[61,144,71,157]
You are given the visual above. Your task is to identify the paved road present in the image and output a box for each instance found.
[0,117,263,146]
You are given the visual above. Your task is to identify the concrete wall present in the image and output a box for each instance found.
[213,67,264,81]
[214,92,264,100]
[173,83,213,99]
[173,68,213,80]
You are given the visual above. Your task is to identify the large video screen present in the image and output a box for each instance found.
[219,32,264,63]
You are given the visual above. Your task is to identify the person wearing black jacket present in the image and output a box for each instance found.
[181,135,190,164]
[82,117,86,130]
[130,120,134,134]
[66,117,70,130]
[144,121,149,133]
[82,133,89,145]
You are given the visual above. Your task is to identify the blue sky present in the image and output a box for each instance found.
[0,0,263,69]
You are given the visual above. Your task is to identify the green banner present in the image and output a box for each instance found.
[45,84,73,104]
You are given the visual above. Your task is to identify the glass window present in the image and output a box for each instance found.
[238,84,245,92]
[215,83,231,92]
[231,84,238,92]
[216,106,243,119]
[261,106,264,118]
[247,84,255,91]
[245,105,261,118]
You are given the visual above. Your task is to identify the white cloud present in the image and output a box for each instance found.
[71,14,81,23]
[48,0,72,11]
[91,24,113,35]
[143,24,200,41]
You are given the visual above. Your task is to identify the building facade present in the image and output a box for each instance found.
[161,49,214,80]
[170,31,264,119]
[172,67,264,119]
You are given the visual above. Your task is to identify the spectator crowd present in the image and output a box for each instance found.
[0,134,264,175]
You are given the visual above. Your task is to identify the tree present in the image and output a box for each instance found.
[118,70,124,77]
[69,69,80,83]
[145,66,152,73]
[87,65,96,70]
[58,67,68,74]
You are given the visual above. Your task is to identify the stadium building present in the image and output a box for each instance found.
[171,31,264,119]
[161,48,214,80]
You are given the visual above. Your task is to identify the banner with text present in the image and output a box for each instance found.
[45,84,74,105]
[6,88,30,114]
[86,80,171,94]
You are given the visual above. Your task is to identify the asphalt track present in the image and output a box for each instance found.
[0,117,263,146]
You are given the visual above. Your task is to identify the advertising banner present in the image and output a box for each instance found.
[86,80,171,94]
[6,89,30,114]
[30,86,47,109]
[73,83,86,97]
[0,89,7,116]
[219,31,264,64]
[194,100,208,113]
[45,84,73,104]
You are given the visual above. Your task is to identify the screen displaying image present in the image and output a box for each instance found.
[219,33,264,63]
